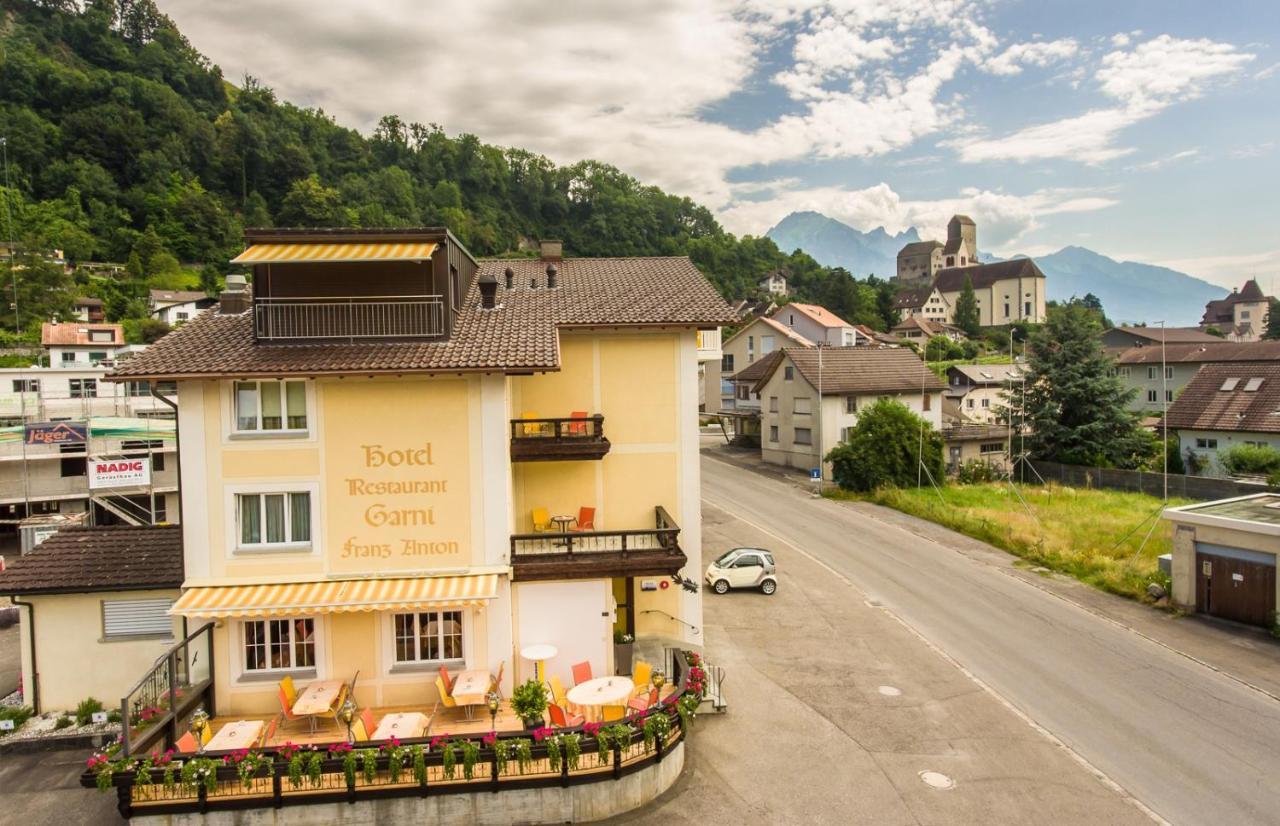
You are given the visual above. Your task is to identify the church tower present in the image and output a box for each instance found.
[944,215,977,268]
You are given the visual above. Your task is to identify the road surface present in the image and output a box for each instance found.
[701,452,1280,826]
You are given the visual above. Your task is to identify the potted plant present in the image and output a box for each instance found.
[510,679,549,730]
[614,630,635,676]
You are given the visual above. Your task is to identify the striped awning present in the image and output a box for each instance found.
[170,574,498,618]
[230,242,438,265]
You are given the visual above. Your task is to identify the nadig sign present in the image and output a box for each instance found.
[88,458,150,489]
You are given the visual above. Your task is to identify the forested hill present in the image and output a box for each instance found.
[0,0,899,335]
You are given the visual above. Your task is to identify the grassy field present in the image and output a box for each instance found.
[831,482,1188,602]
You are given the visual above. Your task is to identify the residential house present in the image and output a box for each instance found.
[71,297,105,323]
[895,215,978,284]
[892,316,966,344]
[754,346,944,480]
[98,229,731,734]
[717,350,784,446]
[757,270,788,296]
[942,423,1013,475]
[729,297,778,321]
[853,324,901,346]
[942,362,1026,424]
[0,366,175,425]
[149,289,217,325]
[1164,362,1280,477]
[1100,325,1226,351]
[704,314,811,413]
[1112,340,1280,416]
[0,525,183,712]
[1200,279,1273,341]
[40,321,126,367]
[774,302,863,347]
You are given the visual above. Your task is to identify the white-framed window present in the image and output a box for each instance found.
[89,330,115,343]
[794,427,812,445]
[794,397,811,415]
[233,379,308,434]
[980,398,989,408]
[966,398,975,409]
[845,395,857,413]
[1195,438,1218,449]
[1165,367,1174,380]
[236,491,313,548]
[1147,390,1158,402]
[769,396,778,412]
[1166,390,1174,403]
[392,611,464,665]
[243,618,316,673]
[1147,367,1157,380]
[69,378,97,398]
[102,598,173,640]
[1118,367,1130,378]
[784,366,794,381]
[769,425,779,442]
[11,379,38,393]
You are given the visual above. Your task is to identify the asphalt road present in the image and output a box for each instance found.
[702,452,1280,826]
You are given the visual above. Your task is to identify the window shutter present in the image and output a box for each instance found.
[103,599,173,638]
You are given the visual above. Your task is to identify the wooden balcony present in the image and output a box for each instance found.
[509,415,611,462]
[253,295,446,342]
[510,506,686,581]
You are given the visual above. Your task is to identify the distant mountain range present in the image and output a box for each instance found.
[766,211,1227,326]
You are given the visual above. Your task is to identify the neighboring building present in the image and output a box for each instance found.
[943,423,1013,475]
[1112,340,1280,416]
[1164,362,1280,477]
[894,259,1047,327]
[729,297,778,321]
[149,289,217,325]
[1163,495,1280,628]
[1100,325,1226,351]
[105,228,732,727]
[1200,280,1273,342]
[774,302,863,347]
[942,363,1026,424]
[895,215,978,284]
[71,297,105,323]
[0,524,183,712]
[893,283,949,323]
[895,241,944,285]
[717,351,784,446]
[892,316,966,343]
[853,324,901,346]
[0,366,174,424]
[705,315,811,413]
[694,327,723,410]
[757,270,788,296]
[41,321,126,367]
[754,346,944,480]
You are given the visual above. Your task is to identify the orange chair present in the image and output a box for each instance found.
[260,716,278,747]
[175,732,198,753]
[570,506,596,532]
[571,661,593,685]
[548,703,584,728]
[360,708,376,738]
[489,661,505,699]
[278,686,306,730]
[628,688,659,714]
[438,665,455,695]
[352,717,370,742]
[567,410,590,436]
[602,705,626,722]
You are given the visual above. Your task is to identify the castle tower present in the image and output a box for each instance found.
[944,215,977,267]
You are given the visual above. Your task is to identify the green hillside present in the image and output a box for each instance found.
[0,0,898,338]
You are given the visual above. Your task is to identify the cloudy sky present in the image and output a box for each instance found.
[161,0,1278,288]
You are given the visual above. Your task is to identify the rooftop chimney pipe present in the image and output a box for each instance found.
[478,271,498,309]
[539,240,563,262]
[504,267,514,290]
[220,274,250,314]
[546,264,558,289]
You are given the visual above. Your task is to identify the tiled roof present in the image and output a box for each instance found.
[892,316,962,336]
[898,241,942,257]
[1163,362,1280,434]
[893,287,933,310]
[1200,280,1270,325]
[781,302,852,329]
[754,346,945,395]
[109,257,736,380]
[731,349,784,383]
[150,290,209,303]
[1108,326,1226,345]
[723,315,812,350]
[74,297,104,307]
[1115,340,1280,365]
[947,362,1026,384]
[932,259,1044,293]
[942,423,1010,442]
[0,525,182,595]
[41,322,123,346]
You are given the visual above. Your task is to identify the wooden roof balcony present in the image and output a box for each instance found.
[509,415,611,462]
[510,506,686,581]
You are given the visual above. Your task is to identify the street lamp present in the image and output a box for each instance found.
[486,691,501,732]
[338,699,357,744]
[189,708,209,754]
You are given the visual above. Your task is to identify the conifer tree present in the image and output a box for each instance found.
[953,274,981,338]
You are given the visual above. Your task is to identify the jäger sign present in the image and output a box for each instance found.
[88,458,150,489]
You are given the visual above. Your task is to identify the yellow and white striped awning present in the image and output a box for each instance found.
[170,574,498,618]
[230,242,438,265]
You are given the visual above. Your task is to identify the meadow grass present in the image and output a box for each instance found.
[829,482,1188,602]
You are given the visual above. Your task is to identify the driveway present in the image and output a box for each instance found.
[0,748,121,825]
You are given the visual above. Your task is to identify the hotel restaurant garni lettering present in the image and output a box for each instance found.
[344,441,458,559]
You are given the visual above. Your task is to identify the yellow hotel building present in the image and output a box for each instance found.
[109,229,734,718]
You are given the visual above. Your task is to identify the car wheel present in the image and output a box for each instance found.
[713,579,730,595]
[761,579,777,595]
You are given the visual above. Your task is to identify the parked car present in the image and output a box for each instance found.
[705,547,777,595]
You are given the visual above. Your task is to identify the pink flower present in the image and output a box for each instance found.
[530,726,553,742]
[481,732,496,746]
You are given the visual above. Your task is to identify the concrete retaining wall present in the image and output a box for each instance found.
[136,741,685,826]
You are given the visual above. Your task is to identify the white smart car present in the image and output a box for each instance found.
[705,547,777,595]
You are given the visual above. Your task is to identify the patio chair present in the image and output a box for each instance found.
[360,708,376,738]
[424,702,440,733]
[352,717,369,742]
[628,688,660,714]
[570,506,596,532]
[435,676,458,708]
[548,702,584,728]
[277,687,306,729]
[330,684,350,728]
[489,660,505,699]
[260,716,278,747]
[602,705,626,722]
[571,661,593,685]
[531,507,552,533]
[521,411,543,437]
[279,675,298,707]
[201,724,212,746]
[567,410,590,436]
[549,675,569,708]
[438,665,455,695]
[631,661,652,693]
[175,732,198,753]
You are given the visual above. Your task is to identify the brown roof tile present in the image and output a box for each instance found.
[731,349,784,383]
[109,257,737,380]
[0,525,182,595]
[1164,363,1280,434]
[1108,326,1227,345]
[932,259,1044,293]
[1116,340,1280,365]
[41,322,123,347]
[755,346,945,395]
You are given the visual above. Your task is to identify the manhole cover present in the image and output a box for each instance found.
[919,771,955,790]
[878,685,902,697]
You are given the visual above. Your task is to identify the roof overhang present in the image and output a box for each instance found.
[231,241,439,265]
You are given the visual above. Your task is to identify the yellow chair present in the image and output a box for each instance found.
[549,675,569,708]
[352,718,369,742]
[521,412,543,436]
[435,676,458,708]
[280,675,298,707]
[531,507,551,533]
[200,724,213,746]
[602,705,626,722]
[631,661,652,696]
[330,684,350,728]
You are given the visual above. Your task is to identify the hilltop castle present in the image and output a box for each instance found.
[896,215,977,285]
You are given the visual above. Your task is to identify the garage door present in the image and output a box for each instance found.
[1194,543,1277,627]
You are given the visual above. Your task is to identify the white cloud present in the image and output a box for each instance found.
[1126,148,1200,172]
[983,38,1079,76]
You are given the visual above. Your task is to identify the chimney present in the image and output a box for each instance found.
[220,274,250,314]
[539,240,563,262]
[546,263,558,289]
[478,271,498,309]
[505,267,514,290]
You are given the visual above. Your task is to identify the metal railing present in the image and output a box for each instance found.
[119,623,215,757]
[511,506,681,557]
[509,415,605,442]
[253,295,446,341]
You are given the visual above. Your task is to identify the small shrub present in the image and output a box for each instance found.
[956,459,1003,484]
[0,705,34,736]
[107,709,122,724]
[54,715,74,730]
[75,697,105,727]
[1220,444,1280,477]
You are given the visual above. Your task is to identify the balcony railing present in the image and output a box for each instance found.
[510,506,685,581]
[119,623,215,757]
[253,295,446,342]
[509,415,610,462]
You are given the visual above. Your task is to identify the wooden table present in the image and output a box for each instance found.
[371,712,429,741]
[205,720,265,752]
[566,676,634,721]
[451,669,492,720]
[292,679,344,731]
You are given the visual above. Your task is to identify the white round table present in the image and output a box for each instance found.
[566,676,634,721]
[521,643,558,684]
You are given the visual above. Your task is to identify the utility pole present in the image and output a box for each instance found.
[1,137,17,334]
[1159,320,1168,500]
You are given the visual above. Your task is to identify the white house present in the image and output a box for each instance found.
[149,289,216,325]
[40,321,126,368]
[774,302,864,347]
[1165,361,1280,477]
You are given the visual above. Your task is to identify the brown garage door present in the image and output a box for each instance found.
[1195,548,1277,627]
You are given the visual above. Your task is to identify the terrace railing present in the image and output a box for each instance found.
[509,507,684,581]
[509,415,610,462]
[119,623,215,757]
[253,295,446,342]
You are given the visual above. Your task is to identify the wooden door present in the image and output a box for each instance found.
[1196,552,1277,627]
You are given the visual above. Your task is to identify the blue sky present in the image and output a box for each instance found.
[164,0,1278,288]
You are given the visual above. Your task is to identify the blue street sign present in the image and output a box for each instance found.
[810,468,821,479]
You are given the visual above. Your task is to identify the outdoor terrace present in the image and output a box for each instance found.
[510,414,611,462]
[510,506,687,581]
[253,295,447,342]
